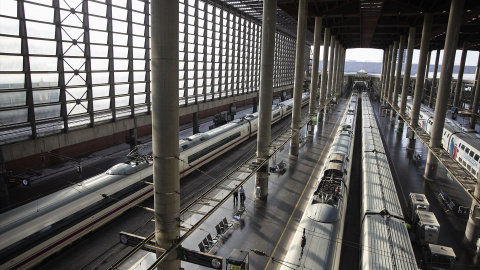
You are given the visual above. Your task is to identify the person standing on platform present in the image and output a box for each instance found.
[301,228,307,256]
[233,185,238,205]
[239,185,245,205]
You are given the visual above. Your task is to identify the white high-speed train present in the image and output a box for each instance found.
[362,93,417,269]
[400,96,480,178]
[0,93,310,270]
[281,93,358,270]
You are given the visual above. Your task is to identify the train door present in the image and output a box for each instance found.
[448,137,457,159]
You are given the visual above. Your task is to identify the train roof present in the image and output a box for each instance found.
[179,118,247,152]
[362,99,404,219]
[453,131,480,150]
[361,215,417,270]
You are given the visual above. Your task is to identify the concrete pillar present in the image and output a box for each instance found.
[424,0,464,181]
[331,41,338,99]
[465,174,480,248]
[151,0,180,268]
[332,40,340,99]
[388,41,398,104]
[453,42,468,108]
[290,0,307,157]
[308,17,322,136]
[319,27,330,114]
[338,45,343,97]
[255,0,276,198]
[408,13,433,150]
[410,13,433,127]
[425,50,432,80]
[338,47,347,95]
[193,111,199,134]
[393,36,405,111]
[429,49,441,108]
[383,45,393,102]
[327,35,336,101]
[470,54,480,129]
[400,28,416,129]
[393,37,405,107]
[471,60,479,110]
[380,49,387,97]
[401,28,415,112]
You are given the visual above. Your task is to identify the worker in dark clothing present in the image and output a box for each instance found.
[239,185,245,205]
[301,228,307,255]
[233,185,238,205]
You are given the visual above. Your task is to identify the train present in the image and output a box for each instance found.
[361,93,417,269]
[280,92,358,269]
[399,96,480,178]
[0,93,311,270]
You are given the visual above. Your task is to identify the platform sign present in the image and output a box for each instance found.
[178,246,222,269]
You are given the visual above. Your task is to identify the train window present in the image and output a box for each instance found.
[467,164,471,171]
[466,147,471,154]
[463,161,467,167]
[460,144,465,150]
[475,154,479,161]
[182,145,189,150]
[469,151,475,158]
[473,169,477,177]
[459,157,463,163]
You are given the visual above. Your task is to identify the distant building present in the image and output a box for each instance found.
[357,69,368,75]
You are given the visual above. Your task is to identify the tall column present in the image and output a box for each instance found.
[400,27,416,118]
[327,35,336,101]
[393,36,405,121]
[380,49,387,97]
[338,46,343,96]
[429,49,441,108]
[425,50,432,81]
[388,41,398,104]
[319,27,331,113]
[332,40,340,99]
[255,0,276,197]
[290,0,307,156]
[408,13,433,150]
[339,48,346,96]
[393,36,405,107]
[151,0,180,268]
[308,17,322,136]
[383,45,393,102]
[424,0,464,181]
[453,42,468,108]
[470,55,480,129]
